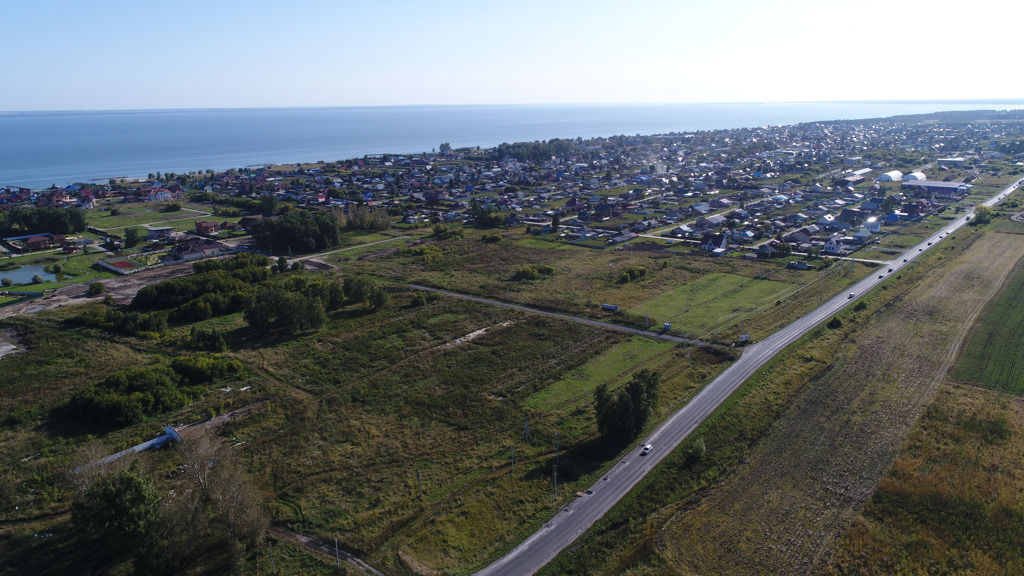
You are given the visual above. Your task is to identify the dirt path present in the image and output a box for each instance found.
[0,261,196,320]
[267,526,384,575]
[660,231,1024,575]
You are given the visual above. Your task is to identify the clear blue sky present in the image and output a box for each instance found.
[3,0,1022,111]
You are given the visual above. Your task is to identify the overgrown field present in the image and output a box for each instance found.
[0,257,739,575]
[338,228,873,342]
[539,225,1024,575]
[658,229,1024,575]
[824,383,1024,575]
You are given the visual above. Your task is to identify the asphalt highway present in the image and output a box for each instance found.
[475,179,1021,576]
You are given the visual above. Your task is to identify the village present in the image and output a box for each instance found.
[2,110,1022,286]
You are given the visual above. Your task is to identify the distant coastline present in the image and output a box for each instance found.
[4,101,1024,190]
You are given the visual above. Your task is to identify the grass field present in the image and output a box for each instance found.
[337,227,873,344]
[0,278,741,575]
[952,245,1024,395]
[628,273,795,336]
[658,229,1024,575]
[824,382,1024,575]
[524,336,676,414]
[85,203,213,230]
[536,224,1024,576]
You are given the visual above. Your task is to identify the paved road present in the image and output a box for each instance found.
[475,179,1022,576]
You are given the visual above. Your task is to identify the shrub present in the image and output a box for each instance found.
[187,327,228,352]
[88,282,105,296]
[827,316,843,329]
[67,367,190,426]
[511,264,555,281]
[432,223,464,241]
[170,353,243,384]
[618,265,647,283]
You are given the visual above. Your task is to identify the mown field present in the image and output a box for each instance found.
[539,222,1024,575]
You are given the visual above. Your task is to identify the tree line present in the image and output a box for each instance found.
[0,206,87,236]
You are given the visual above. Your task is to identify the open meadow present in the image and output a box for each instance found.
[0,259,740,575]
[823,216,1024,575]
[338,228,874,343]
[537,219,1024,575]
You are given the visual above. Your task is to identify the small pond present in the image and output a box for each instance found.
[0,263,58,286]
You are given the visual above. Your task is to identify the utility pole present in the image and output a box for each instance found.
[555,432,559,465]
[511,445,514,471]
[553,464,558,498]
[335,538,341,570]
[522,417,531,441]
[417,470,422,496]
[270,541,275,573]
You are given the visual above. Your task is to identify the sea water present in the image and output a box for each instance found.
[2,101,1023,190]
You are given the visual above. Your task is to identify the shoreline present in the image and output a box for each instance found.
[5,103,1024,191]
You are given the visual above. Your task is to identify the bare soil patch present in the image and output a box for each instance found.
[434,320,515,351]
[0,261,195,320]
[0,329,20,359]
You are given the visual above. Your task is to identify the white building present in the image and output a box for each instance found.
[904,171,927,181]
[878,170,903,182]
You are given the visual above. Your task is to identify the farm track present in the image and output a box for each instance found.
[660,231,1024,575]
[268,526,384,575]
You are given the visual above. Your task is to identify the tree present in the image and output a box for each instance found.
[974,205,993,225]
[551,212,561,232]
[594,368,662,442]
[124,227,143,247]
[1,277,11,287]
[775,242,793,257]
[88,282,106,296]
[259,194,280,215]
[72,469,160,565]
[244,284,325,334]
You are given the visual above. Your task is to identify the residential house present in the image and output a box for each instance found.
[695,214,727,230]
[168,238,231,262]
[195,221,220,235]
[145,225,175,241]
[25,235,53,251]
[700,232,729,254]
[822,234,845,255]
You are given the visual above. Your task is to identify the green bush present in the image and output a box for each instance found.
[511,264,555,281]
[433,223,464,241]
[67,367,191,426]
[170,353,243,384]
[618,265,647,283]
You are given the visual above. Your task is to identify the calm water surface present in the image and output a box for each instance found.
[2,101,1023,190]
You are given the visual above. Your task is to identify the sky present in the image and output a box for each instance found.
[3,0,1023,111]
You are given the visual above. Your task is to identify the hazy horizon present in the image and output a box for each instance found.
[4,0,1022,112]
